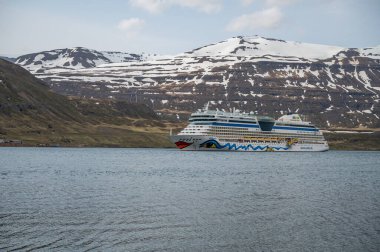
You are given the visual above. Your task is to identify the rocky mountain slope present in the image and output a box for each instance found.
[16,36,380,128]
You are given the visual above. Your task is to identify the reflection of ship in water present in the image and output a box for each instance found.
[170,107,329,152]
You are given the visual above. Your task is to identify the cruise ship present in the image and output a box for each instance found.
[170,108,329,152]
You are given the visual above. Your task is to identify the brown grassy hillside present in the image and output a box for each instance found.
[0,59,178,147]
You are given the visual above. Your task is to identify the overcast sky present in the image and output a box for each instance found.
[1,0,379,56]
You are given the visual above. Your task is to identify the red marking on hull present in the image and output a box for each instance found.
[175,141,192,149]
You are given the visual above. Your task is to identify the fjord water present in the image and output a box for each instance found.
[1,148,379,251]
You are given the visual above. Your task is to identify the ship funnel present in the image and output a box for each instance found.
[257,116,275,132]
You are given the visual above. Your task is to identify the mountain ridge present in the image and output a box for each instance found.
[14,47,152,74]
[13,36,380,128]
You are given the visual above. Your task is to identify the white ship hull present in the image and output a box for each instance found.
[170,135,329,152]
[171,109,329,152]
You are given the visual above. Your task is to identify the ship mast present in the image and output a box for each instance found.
[203,102,210,111]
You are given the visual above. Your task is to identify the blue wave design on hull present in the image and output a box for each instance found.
[200,140,289,151]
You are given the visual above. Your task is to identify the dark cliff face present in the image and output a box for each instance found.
[14,37,380,128]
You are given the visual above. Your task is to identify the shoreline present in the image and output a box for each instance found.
[0,146,379,151]
[1,130,379,151]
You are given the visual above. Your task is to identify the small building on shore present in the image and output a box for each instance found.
[0,139,23,146]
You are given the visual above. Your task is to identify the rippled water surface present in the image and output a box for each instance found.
[1,148,379,251]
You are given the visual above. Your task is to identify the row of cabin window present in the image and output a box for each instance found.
[209,127,319,135]
[212,134,324,140]
[191,119,316,129]
[207,131,324,139]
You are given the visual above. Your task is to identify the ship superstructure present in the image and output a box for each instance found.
[170,108,329,152]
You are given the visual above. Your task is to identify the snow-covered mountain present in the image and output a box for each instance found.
[15,47,148,74]
[186,36,346,60]
[15,36,380,128]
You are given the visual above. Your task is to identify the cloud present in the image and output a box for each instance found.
[265,0,298,6]
[117,18,145,36]
[241,0,254,6]
[129,0,222,14]
[180,0,222,13]
[226,7,283,32]
[241,0,298,6]
[129,0,167,13]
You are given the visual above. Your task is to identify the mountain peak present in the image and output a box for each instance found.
[15,47,144,74]
[186,36,345,60]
